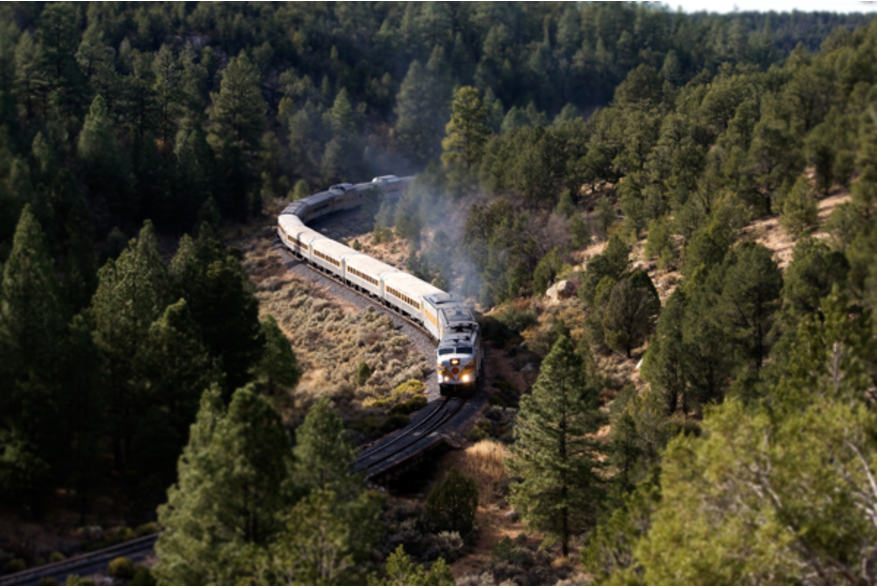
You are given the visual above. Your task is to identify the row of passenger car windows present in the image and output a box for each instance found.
[314,250,341,267]
[348,266,378,287]
[386,286,421,311]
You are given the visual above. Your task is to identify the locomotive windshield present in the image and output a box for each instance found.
[438,348,455,356]
[456,346,474,355]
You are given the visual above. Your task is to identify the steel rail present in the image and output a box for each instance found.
[0,534,159,586]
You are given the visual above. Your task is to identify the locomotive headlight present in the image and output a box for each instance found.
[462,374,470,383]
[451,359,460,366]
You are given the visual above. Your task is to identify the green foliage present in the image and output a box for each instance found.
[441,86,490,174]
[580,234,629,305]
[355,361,373,387]
[644,216,677,270]
[581,474,660,584]
[532,248,562,296]
[259,488,381,586]
[257,314,302,393]
[425,468,479,536]
[294,398,361,496]
[569,213,592,249]
[507,336,604,557]
[370,545,454,586]
[155,386,294,586]
[780,176,818,237]
[602,270,661,358]
[107,557,135,579]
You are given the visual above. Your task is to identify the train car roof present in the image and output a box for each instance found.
[302,191,336,206]
[383,272,444,300]
[311,237,360,259]
[278,214,304,229]
[345,254,400,277]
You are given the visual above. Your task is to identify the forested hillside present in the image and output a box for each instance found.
[1,2,877,585]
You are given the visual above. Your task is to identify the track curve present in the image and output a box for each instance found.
[0,534,158,586]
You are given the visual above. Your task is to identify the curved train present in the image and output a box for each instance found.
[277,176,481,397]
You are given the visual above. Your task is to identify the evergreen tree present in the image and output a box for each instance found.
[507,335,604,557]
[642,289,688,414]
[63,314,106,523]
[78,94,134,223]
[425,468,479,535]
[602,270,661,358]
[0,206,64,507]
[370,545,454,586]
[441,86,490,172]
[395,60,447,164]
[170,228,264,394]
[259,488,380,586]
[256,314,301,395]
[155,386,294,585]
[780,175,818,237]
[293,398,361,497]
[90,221,174,470]
[714,242,783,374]
[134,298,220,437]
[62,196,98,314]
[209,51,266,150]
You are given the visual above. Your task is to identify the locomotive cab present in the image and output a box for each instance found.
[437,344,478,397]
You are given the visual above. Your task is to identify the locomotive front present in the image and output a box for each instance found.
[436,334,478,397]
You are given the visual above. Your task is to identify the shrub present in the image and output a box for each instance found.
[107,556,135,579]
[135,522,160,537]
[780,176,818,237]
[38,577,58,586]
[426,469,479,536]
[65,575,95,586]
[49,552,66,563]
[292,179,310,200]
[130,564,156,586]
[4,558,25,573]
[355,362,373,387]
[390,394,428,416]
[424,531,465,563]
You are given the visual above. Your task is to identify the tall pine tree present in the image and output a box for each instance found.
[507,335,604,557]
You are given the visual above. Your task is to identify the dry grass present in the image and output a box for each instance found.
[235,209,430,427]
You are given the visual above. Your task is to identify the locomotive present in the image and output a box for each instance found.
[277,176,481,397]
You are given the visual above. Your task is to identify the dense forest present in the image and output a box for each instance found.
[1,1,877,585]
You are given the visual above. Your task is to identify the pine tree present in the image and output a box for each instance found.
[63,314,106,524]
[425,468,479,535]
[63,196,98,314]
[507,335,604,557]
[642,289,688,414]
[134,298,221,437]
[441,86,490,172]
[256,314,301,395]
[370,545,454,586]
[155,386,294,585]
[259,487,381,586]
[715,242,783,374]
[0,205,63,381]
[36,3,87,119]
[780,176,818,237]
[208,51,266,150]
[78,94,134,223]
[293,398,361,497]
[152,43,183,144]
[90,221,174,470]
[602,270,661,358]
[0,206,65,507]
[170,229,264,394]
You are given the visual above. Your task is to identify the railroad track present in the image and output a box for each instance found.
[0,533,158,586]
[353,397,464,478]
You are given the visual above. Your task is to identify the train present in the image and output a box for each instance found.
[277,175,482,397]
